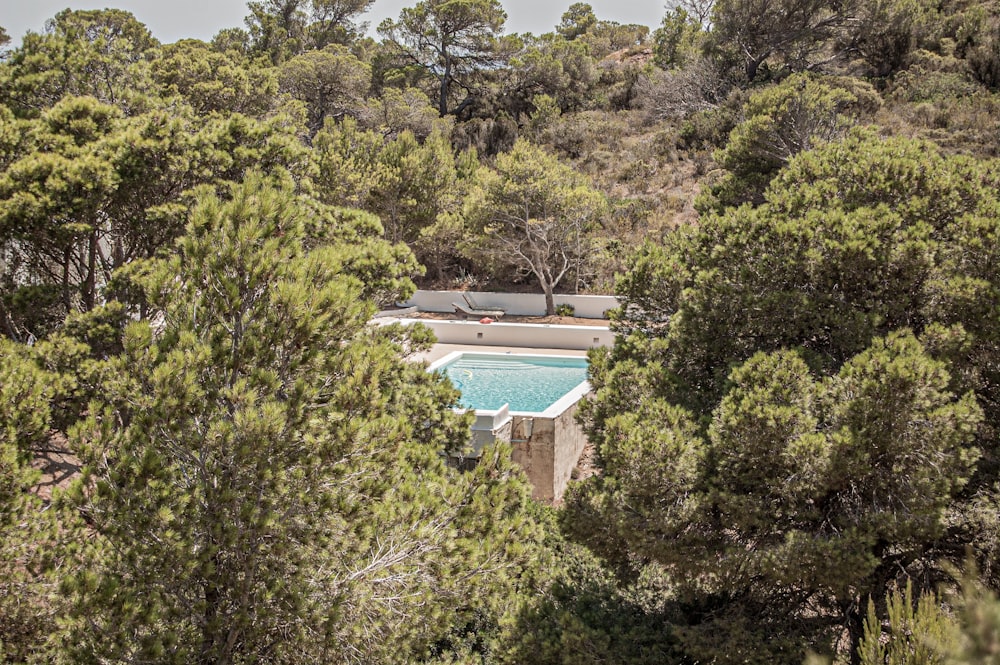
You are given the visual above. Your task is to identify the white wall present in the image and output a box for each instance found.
[397,318,613,350]
[400,290,619,319]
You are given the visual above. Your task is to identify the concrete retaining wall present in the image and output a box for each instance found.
[400,290,619,319]
[397,318,613,350]
[510,402,589,503]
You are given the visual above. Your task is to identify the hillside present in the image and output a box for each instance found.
[4,1,1000,663]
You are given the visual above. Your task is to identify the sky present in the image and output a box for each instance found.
[3,0,668,46]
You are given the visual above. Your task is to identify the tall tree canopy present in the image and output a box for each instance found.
[315,118,467,244]
[245,0,375,63]
[150,39,279,117]
[378,0,508,117]
[278,45,371,133]
[63,173,540,664]
[465,139,608,314]
[0,9,157,116]
[556,3,597,41]
[568,130,1000,661]
[709,0,860,81]
[0,96,308,336]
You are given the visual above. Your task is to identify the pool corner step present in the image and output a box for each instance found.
[468,404,513,457]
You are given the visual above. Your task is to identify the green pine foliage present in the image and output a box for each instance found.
[857,574,1000,665]
[858,582,959,665]
[58,174,540,664]
[0,340,88,662]
[5,2,1000,663]
[573,130,1000,661]
[953,577,1000,664]
[500,534,680,665]
[0,339,49,517]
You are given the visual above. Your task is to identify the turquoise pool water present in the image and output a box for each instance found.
[440,354,589,412]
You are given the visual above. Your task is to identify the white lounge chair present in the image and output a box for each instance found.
[463,293,506,316]
[453,298,505,319]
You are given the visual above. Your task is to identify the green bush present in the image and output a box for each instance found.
[555,303,576,317]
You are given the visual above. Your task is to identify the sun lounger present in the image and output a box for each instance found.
[453,301,506,319]
[463,293,506,315]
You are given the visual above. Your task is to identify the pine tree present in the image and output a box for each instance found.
[570,132,1000,662]
[0,340,86,661]
[63,173,540,664]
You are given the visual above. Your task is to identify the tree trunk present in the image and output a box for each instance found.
[62,245,72,316]
[744,49,771,82]
[439,48,451,115]
[844,598,866,665]
[200,578,232,665]
[0,294,15,340]
[83,230,97,311]
[543,282,555,316]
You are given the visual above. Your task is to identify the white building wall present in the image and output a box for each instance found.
[395,318,613,350]
[399,290,619,319]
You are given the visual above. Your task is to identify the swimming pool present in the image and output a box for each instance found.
[430,353,589,414]
[426,351,592,501]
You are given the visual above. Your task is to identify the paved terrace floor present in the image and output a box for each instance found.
[398,310,607,364]
[412,343,590,365]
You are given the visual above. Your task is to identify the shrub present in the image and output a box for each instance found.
[555,303,576,317]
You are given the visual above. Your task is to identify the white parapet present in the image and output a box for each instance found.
[399,290,619,319]
[394,318,612,350]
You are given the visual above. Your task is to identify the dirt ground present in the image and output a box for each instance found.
[31,434,81,503]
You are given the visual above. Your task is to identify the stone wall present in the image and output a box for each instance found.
[509,402,588,503]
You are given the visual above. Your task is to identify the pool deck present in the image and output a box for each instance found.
[411,343,590,365]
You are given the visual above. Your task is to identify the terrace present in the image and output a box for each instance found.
[379,290,618,502]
